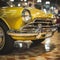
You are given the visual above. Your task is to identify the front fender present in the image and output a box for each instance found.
[0,7,27,30]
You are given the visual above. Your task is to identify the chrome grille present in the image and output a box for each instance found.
[20,19,53,33]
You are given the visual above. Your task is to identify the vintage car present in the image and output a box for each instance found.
[0,1,57,54]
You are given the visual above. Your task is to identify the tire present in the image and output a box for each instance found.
[0,21,14,54]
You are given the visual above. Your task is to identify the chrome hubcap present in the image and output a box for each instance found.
[0,27,5,50]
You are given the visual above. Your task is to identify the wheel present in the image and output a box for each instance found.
[0,21,14,54]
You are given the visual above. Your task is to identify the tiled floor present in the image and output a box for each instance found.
[0,31,60,60]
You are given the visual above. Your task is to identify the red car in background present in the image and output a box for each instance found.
[56,10,60,32]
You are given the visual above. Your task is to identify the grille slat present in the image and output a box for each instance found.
[20,19,53,33]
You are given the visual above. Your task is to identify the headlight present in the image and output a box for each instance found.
[22,9,32,23]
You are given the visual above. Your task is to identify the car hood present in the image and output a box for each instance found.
[27,7,54,20]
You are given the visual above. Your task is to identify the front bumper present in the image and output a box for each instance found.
[7,28,57,41]
[7,32,46,40]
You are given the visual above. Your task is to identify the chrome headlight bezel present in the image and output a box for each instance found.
[22,9,32,23]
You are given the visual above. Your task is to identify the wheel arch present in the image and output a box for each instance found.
[0,18,14,54]
[0,18,10,30]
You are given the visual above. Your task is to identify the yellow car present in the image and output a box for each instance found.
[0,1,56,54]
